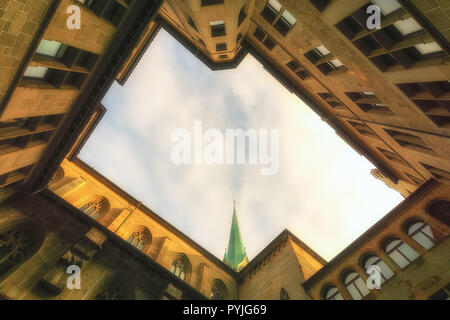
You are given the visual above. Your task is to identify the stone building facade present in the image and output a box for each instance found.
[0,0,449,300]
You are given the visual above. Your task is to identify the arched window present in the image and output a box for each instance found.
[0,228,32,277]
[210,279,228,300]
[79,197,109,220]
[426,200,450,226]
[280,288,290,300]
[383,237,419,269]
[170,254,190,281]
[127,229,150,251]
[323,286,343,300]
[362,254,394,284]
[406,220,435,250]
[342,271,370,300]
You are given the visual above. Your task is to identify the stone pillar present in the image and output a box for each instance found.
[398,233,427,256]
[196,263,211,297]
[155,237,172,268]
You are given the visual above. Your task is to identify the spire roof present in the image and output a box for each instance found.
[224,201,248,271]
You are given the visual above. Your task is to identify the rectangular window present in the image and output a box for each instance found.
[274,10,296,36]
[188,16,198,32]
[261,0,281,24]
[305,46,345,75]
[286,61,311,80]
[210,20,226,37]
[238,4,247,27]
[318,93,345,109]
[397,81,450,128]
[22,39,97,89]
[384,129,436,156]
[348,121,379,139]
[216,43,227,52]
[253,27,276,51]
[335,1,445,72]
[422,163,450,181]
[376,147,407,166]
[81,0,127,26]
[309,0,331,12]
[345,92,393,115]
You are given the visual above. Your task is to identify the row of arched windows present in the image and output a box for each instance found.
[321,204,449,300]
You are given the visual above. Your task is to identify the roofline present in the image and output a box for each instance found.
[238,229,327,281]
[303,178,439,289]
[70,157,238,279]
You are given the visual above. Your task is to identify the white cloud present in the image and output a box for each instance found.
[80,30,403,262]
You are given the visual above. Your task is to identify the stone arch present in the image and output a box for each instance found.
[170,253,192,283]
[320,283,344,300]
[125,225,152,253]
[210,279,228,300]
[0,220,45,282]
[77,195,110,220]
[425,199,450,226]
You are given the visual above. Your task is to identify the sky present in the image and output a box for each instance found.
[79,30,403,262]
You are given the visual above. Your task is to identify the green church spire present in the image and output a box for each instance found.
[224,201,248,271]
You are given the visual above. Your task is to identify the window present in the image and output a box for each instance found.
[274,10,296,36]
[384,237,419,269]
[384,129,436,156]
[210,20,226,37]
[426,200,450,226]
[252,27,276,51]
[210,279,228,300]
[309,0,331,12]
[81,0,127,26]
[429,283,450,300]
[342,271,370,300]
[22,39,97,89]
[335,1,445,72]
[23,66,49,79]
[345,92,393,115]
[362,254,394,284]
[397,81,450,128]
[218,54,229,59]
[261,0,281,24]
[238,4,247,27]
[170,254,190,281]
[372,0,402,15]
[280,288,290,300]
[0,228,32,277]
[376,147,407,166]
[348,121,379,140]
[305,46,345,75]
[317,93,344,109]
[323,286,344,300]
[188,16,198,32]
[286,60,310,80]
[201,0,224,6]
[35,39,68,58]
[216,43,227,52]
[406,220,435,250]
[126,229,150,251]
[79,197,109,220]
